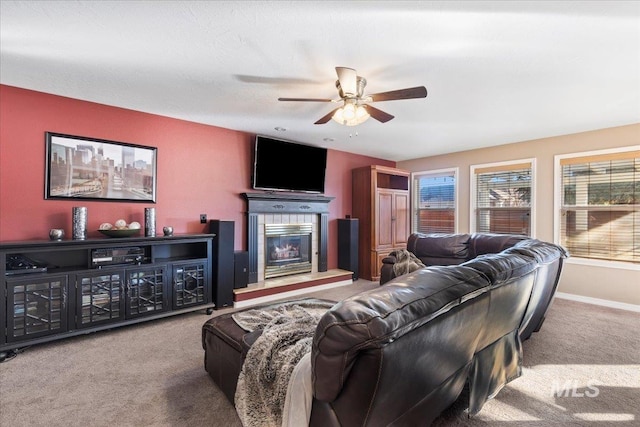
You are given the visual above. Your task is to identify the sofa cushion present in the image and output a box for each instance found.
[508,238,570,263]
[462,251,538,289]
[407,233,470,265]
[468,233,529,259]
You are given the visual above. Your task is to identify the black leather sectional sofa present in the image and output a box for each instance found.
[202,233,568,426]
[380,233,567,341]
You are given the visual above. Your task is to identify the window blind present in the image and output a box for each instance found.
[414,171,456,233]
[560,151,639,263]
[474,162,532,236]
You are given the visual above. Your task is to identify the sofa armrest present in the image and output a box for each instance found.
[380,264,394,285]
[382,255,397,264]
[379,253,398,285]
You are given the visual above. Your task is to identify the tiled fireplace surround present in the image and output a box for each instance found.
[242,192,333,284]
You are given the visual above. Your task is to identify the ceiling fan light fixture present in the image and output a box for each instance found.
[332,103,370,126]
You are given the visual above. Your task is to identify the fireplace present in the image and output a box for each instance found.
[242,193,334,284]
[264,223,312,279]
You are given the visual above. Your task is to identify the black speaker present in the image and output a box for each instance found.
[210,220,234,308]
[338,218,359,280]
[233,251,249,289]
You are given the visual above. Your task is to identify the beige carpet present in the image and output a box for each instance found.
[0,280,639,426]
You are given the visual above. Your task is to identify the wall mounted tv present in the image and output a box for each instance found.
[252,136,328,194]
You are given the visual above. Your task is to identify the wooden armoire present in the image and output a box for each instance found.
[351,165,410,281]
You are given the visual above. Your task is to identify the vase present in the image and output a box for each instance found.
[72,207,87,240]
[145,208,156,237]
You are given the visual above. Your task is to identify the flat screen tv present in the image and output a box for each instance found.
[252,136,328,194]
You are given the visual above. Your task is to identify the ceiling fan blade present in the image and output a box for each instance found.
[365,105,395,123]
[314,107,341,125]
[278,97,333,102]
[335,67,357,96]
[368,86,427,102]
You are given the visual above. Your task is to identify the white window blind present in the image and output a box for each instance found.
[413,170,456,233]
[560,150,640,263]
[473,161,532,236]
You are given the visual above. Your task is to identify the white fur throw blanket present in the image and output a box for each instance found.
[392,249,426,277]
[233,299,335,427]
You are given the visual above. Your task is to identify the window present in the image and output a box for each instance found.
[412,168,457,233]
[471,159,534,236]
[556,148,639,265]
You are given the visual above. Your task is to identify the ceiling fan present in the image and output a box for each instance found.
[278,67,427,126]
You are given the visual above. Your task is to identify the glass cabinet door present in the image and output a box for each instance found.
[126,266,167,317]
[172,260,207,309]
[77,270,125,328]
[6,275,68,342]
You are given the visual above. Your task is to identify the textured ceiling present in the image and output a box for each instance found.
[1,1,639,161]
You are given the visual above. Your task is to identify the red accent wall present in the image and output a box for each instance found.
[0,85,394,269]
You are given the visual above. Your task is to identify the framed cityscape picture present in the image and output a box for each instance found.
[45,132,157,202]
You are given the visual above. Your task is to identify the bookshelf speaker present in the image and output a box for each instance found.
[209,220,234,308]
[338,218,359,280]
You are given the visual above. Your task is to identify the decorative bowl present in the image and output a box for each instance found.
[98,228,141,238]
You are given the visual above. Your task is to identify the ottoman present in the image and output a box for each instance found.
[201,298,335,405]
[202,312,262,404]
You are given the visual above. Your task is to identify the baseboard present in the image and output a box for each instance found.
[555,292,640,313]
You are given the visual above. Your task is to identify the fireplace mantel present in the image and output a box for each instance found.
[242,192,334,283]
[242,192,334,214]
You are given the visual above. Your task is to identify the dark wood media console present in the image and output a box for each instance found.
[0,234,216,360]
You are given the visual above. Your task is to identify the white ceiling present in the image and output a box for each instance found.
[1,1,639,161]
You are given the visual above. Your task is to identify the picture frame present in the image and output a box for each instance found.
[45,132,157,202]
